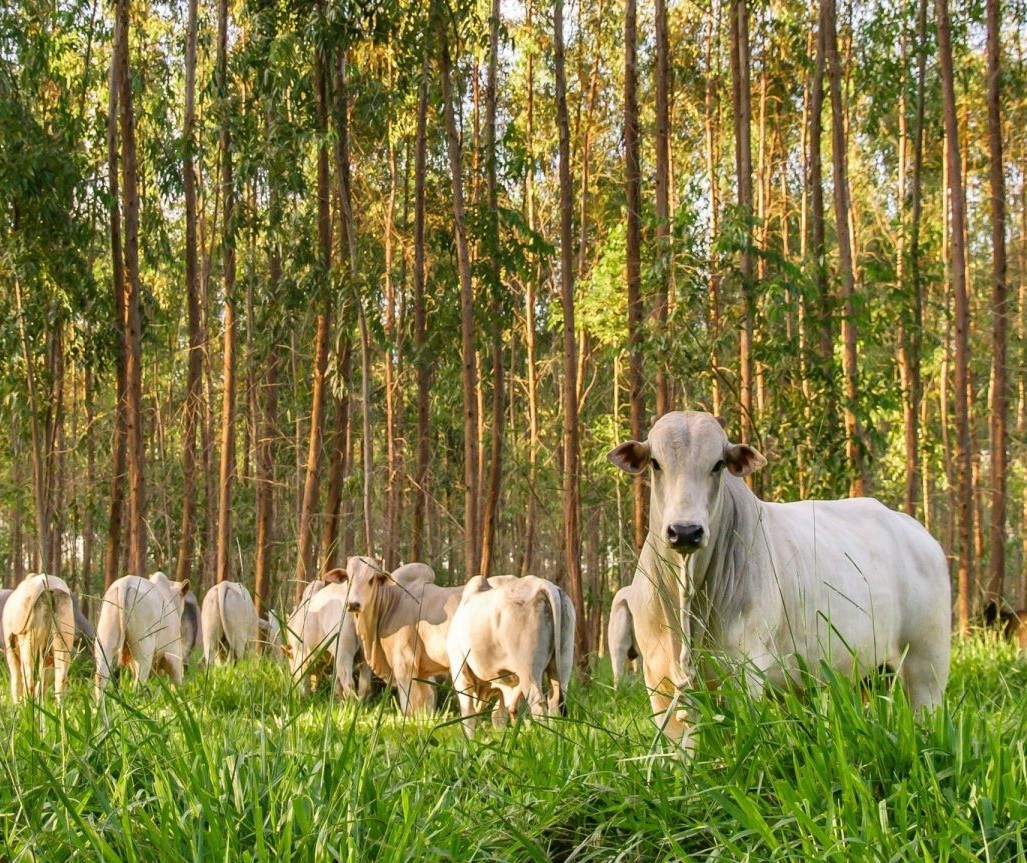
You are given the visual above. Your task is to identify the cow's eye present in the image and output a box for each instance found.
[650,458,661,472]
[712,459,725,474]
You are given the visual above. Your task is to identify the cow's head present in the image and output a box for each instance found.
[323,556,385,615]
[607,411,765,555]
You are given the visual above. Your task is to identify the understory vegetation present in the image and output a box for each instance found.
[1,636,1024,861]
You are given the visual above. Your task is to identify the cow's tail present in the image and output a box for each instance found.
[543,583,567,717]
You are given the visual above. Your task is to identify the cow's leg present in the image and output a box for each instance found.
[132,643,155,686]
[53,633,74,702]
[18,640,37,702]
[163,652,185,686]
[356,661,373,700]
[406,679,436,715]
[451,665,480,738]
[900,640,950,713]
[7,641,23,703]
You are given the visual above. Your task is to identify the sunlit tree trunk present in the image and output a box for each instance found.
[625,0,645,553]
[293,13,333,599]
[440,22,480,581]
[480,0,504,578]
[104,7,126,589]
[411,51,431,563]
[215,0,235,584]
[555,0,586,664]
[936,0,974,632]
[117,0,146,578]
[731,0,755,446]
[985,0,1008,604]
[653,0,671,416]
[823,0,866,497]
[175,0,201,587]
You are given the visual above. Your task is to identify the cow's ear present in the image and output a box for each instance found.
[323,568,347,585]
[374,571,390,584]
[714,415,726,428]
[607,440,651,475]
[723,443,767,477]
[179,580,190,596]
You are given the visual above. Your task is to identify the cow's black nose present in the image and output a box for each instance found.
[666,522,704,550]
[347,602,361,614]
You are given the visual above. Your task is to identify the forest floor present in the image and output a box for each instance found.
[0,636,1024,861]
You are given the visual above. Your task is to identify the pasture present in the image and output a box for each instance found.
[1,637,1024,861]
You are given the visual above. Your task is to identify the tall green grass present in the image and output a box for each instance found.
[1,637,1025,861]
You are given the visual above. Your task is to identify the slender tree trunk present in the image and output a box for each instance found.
[411,51,431,563]
[936,0,974,632]
[104,7,127,589]
[520,0,540,578]
[214,0,236,584]
[117,0,146,578]
[440,24,480,581]
[334,55,373,555]
[625,0,645,553]
[985,0,1008,603]
[175,0,201,586]
[480,0,504,578]
[731,0,755,445]
[384,121,401,571]
[705,7,723,416]
[253,337,279,618]
[555,0,586,665]
[653,0,671,416]
[823,0,866,496]
[82,364,95,605]
[293,19,333,598]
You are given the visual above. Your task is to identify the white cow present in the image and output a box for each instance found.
[2,574,76,703]
[94,572,190,696]
[608,410,951,745]
[447,574,574,737]
[180,588,201,663]
[202,580,259,665]
[1,586,94,649]
[258,611,284,659]
[286,573,371,698]
[608,585,641,687]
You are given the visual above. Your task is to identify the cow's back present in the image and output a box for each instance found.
[752,496,949,684]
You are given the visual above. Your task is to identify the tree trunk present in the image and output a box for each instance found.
[625,0,645,554]
[653,0,671,416]
[480,0,504,578]
[253,338,279,619]
[118,0,146,578]
[555,0,587,665]
[440,25,480,581]
[985,0,1008,603]
[823,0,866,497]
[936,0,974,632]
[411,50,431,563]
[705,6,722,416]
[731,0,755,447]
[384,101,401,571]
[293,19,333,599]
[175,0,201,587]
[104,6,127,590]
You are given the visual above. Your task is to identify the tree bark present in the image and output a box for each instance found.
[104,6,127,589]
[823,0,866,497]
[731,0,755,446]
[440,23,480,581]
[555,0,587,665]
[985,0,1008,603]
[936,0,975,632]
[625,0,646,553]
[293,18,333,599]
[479,0,504,578]
[117,0,146,578]
[411,50,431,563]
[653,0,671,416]
[175,0,201,587]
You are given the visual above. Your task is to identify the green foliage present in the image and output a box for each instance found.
[1,639,1025,860]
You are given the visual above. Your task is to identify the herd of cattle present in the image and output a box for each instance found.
[0,555,575,737]
[0,411,975,744]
